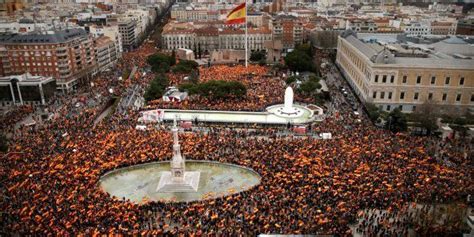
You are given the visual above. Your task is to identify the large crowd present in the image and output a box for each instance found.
[148,65,293,111]
[1,42,472,236]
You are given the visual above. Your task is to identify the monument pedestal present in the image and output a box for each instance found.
[156,171,200,193]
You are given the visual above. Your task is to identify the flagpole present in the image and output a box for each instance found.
[245,0,248,68]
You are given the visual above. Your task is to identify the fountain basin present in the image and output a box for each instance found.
[99,160,261,203]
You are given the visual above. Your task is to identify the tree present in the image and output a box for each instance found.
[172,60,199,74]
[411,101,439,135]
[147,53,175,73]
[0,133,8,153]
[179,80,247,100]
[284,49,315,73]
[250,50,266,62]
[144,74,169,102]
[189,69,199,84]
[193,43,197,59]
[171,49,176,59]
[297,75,321,96]
[198,43,202,59]
[285,76,300,85]
[295,43,314,58]
[386,108,407,132]
[365,103,381,122]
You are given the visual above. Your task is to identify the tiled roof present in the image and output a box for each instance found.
[0,28,87,44]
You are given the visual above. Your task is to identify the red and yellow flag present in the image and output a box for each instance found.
[226,3,246,24]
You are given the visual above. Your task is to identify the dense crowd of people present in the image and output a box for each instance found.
[148,65,290,111]
[1,42,472,236]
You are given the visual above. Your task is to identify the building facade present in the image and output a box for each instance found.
[430,21,457,35]
[162,27,272,52]
[271,15,303,50]
[0,28,96,91]
[456,19,474,36]
[336,31,474,114]
[94,36,118,73]
[0,73,56,107]
[118,19,137,51]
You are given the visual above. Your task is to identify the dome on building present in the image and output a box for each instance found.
[372,48,395,64]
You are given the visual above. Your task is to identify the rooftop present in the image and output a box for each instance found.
[342,32,474,69]
[0,28,88,44]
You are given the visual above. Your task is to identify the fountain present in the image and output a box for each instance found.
[156,118,200,192]
[271,86,305,118]
[138,86,324,125]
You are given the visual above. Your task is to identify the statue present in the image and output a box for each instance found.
[157,117,200,192]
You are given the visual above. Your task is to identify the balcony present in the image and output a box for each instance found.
[56,49,68,55]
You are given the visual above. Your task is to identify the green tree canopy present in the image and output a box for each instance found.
[250,50,266,62]
[411,101,439,135]
[365,103,381,122]
[144,74,169,102]
[297,75,321,96]
[179,80,246,100]
[285,75,300,85]
[386,108,407,132]
[284,49,315,73]
[147,53,176,73]
[172,60,199,74]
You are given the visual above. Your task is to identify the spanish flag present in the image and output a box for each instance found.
[226,3,246,24]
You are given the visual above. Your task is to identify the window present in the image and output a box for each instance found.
[413,105,416,111]
[373,91,377,98]
[431,76,436,84]
[382,75,387,83]
[416,76,421,84]
[400,92,405,99]
[399,105,403,110]
[428,93,433,100]
[381,92,385,99]
[402,75,407,83]
[471,95,474,102]
[386,105,391,111]
[442,93,447,101]
[456,94,461,102]
[390,75,394,83]
[375,75,379,83]
[414,92,419,100]
[388,92,392,100]
[445,77,450,85]
[460,77,464,85]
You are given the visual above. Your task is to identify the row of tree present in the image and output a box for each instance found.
[179,80,247,100]
[366,101,474,136]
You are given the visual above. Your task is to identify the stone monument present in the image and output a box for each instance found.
[274,86,303,117]
[156,118,200,192]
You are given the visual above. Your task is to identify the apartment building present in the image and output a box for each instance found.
[336,31,474,115]
[0,28,96,91]
[430,21,457,35]
[118,19,137,51]
[402,22,431,36]
[271,15,303,50]
[346,19,378,32]
[94,36,118,73]
[456,19,474,36]
[170,7,220,22]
